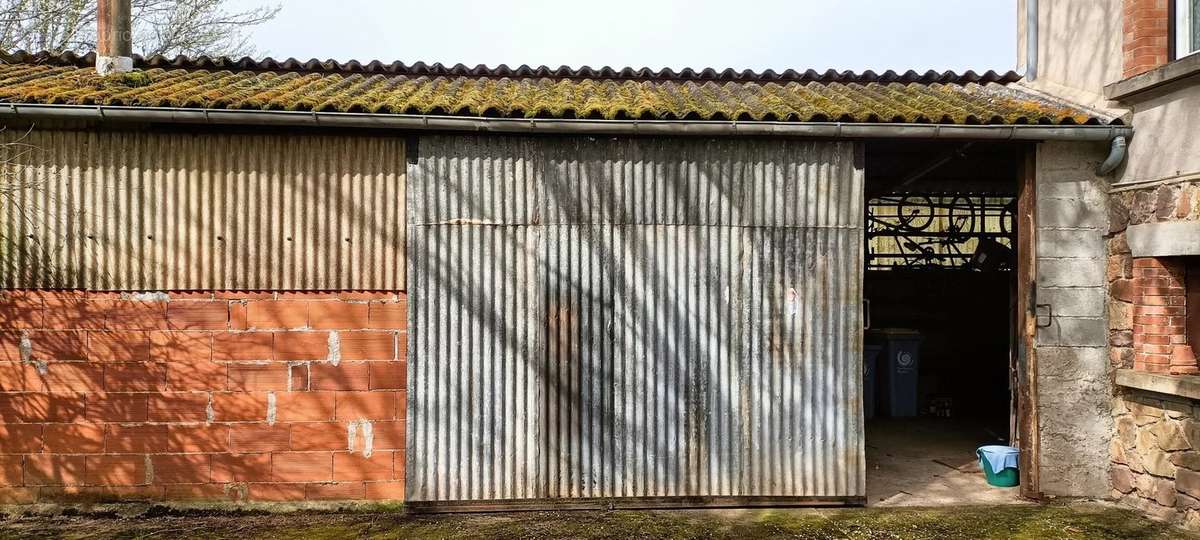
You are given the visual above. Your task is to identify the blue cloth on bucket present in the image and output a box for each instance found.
[977,445,1019,474]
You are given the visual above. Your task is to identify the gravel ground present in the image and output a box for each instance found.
[0,501,1195,539]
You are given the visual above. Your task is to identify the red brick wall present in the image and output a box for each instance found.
[1123,0,1171,78]
[1132,258,1197,374]
[0,290,407,504]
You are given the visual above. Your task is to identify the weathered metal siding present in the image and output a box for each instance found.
[0,128,405,290]
[408,135,864,504]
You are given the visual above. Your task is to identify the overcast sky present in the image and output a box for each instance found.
[231,0,1017,73]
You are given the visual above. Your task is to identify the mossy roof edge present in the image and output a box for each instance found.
[0,58,1119,126]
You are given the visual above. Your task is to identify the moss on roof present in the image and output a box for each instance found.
[0,61,1114,125]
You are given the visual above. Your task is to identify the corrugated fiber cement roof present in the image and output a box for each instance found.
[0,51,1119,126]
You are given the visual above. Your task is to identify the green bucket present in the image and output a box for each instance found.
[977,446,1020,488]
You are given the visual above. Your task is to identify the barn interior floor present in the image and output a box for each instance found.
[865,417,1026,507]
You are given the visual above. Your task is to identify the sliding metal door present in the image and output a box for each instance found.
[407,135,865,509]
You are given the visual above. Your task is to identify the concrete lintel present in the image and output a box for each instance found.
[1127,221,1200,257]
[1116,369,1200,401]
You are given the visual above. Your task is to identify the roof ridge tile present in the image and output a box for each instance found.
[0,49,1024,84]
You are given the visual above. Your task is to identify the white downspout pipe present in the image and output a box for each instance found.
[1026,0,1038,81]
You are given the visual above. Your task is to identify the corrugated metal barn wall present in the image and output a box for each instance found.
[407,135,866,505]
[0,128,406,290]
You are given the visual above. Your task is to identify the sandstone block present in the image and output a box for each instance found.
[1153,420,1192,451]
[1143,449,1178,478]
[1172,452,1200,471]
[1177,468,1200,499]
[1112,465,1135,493]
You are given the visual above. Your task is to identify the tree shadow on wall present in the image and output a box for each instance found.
[405,135,863,501]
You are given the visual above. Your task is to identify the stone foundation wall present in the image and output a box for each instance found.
[1112,389,1200,527]
[1108,181,1200,527]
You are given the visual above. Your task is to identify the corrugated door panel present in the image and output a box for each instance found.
[407,135,864,505]
[408,224,547,501]
[409,136,858,228]
[0,128,405,290]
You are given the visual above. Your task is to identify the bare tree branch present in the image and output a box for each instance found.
[0,125,66,288]
[0,126,40,198]
[0,0,279,57]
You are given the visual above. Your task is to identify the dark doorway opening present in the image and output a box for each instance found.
[861,141,1026,506]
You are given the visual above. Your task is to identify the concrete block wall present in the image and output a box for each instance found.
[1035,141,1114,496]
[0,290,407,503]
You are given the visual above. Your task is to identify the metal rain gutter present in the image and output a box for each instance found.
[1,103,1131,141]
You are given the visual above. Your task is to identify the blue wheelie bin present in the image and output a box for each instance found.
[867,328,923,417]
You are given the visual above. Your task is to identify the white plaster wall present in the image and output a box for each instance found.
[1016,0,1200,186]
[1017,0,1124,109]
[1035,141,1115,497]
[1116,85,1200,184]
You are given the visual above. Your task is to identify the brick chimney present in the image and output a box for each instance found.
[96,0,133,75]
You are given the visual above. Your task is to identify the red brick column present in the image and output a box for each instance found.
[1133,258,1196,374]
[1123,0,1171,78]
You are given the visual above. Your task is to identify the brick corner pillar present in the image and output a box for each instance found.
[1123,0,1171,78]
[1133,257,1197,374]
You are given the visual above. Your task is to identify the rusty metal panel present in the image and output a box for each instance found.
[407,135,864,504]
[0,128,405,290]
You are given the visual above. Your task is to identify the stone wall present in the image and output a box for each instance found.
[1108,181,1200,527]
[1112,389,1200,527]
[1114,182,1200,229]
[1108,180,1200,373]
